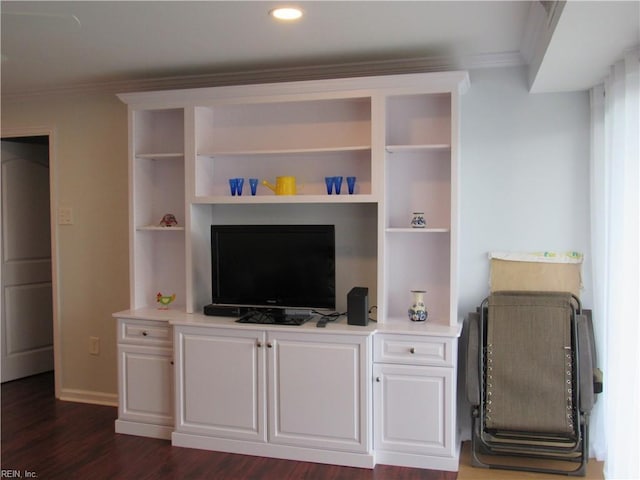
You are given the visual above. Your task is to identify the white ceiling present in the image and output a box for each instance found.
[1,1,638,97]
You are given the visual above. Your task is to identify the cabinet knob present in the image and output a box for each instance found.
[170,360,174,365]
[410,347,415,354]
[256,341,262,348]
[267,342,273,348]
[376,377,381,382]
[142,331,148,336]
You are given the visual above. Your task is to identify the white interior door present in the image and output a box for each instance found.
[1,139,54,382]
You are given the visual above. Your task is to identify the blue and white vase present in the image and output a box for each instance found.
[408,290,428,322]
[411,212,426,228]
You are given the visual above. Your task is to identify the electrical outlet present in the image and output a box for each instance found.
[89,336,100,355]
[58,207,73,225]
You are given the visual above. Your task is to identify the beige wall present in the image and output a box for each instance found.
[1,91,129,400]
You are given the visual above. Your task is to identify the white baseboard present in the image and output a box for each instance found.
[59,388,118,406]
[172,432,376,469]
[375,445,461,472]
[115,419,173,440]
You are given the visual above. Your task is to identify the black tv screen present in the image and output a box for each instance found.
[211,224,336,310]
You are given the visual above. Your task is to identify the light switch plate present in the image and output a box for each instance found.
[58,207,73,225]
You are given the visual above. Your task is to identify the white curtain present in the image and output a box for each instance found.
[590,48,640,479]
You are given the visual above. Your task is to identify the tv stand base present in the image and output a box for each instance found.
[172,432,375,469]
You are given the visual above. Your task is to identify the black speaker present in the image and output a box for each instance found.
[347,287,369,326]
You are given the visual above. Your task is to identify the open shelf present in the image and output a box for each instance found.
[137,225,186,231]
[194,148,372,198]
[195,97,371,154]
[199,146,371,158]
[136,153,184,160]
[385,144,450,154]
[192,194,378,205]
[385,227,450,233]
[134,108,184,155]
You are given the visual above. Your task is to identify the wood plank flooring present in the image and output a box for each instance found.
[457,442,604,480]
[1,372,454,480]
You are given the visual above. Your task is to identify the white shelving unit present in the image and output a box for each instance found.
[381,91,460,328]
[120,77,467,322]
[193,97,373,202]
[116,72,469,470]
[129,108,186,310]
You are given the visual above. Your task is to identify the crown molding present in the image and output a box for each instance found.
[462,51,525,70]
[1,52,524,101]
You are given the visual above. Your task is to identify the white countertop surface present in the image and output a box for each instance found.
[113,307,463,338]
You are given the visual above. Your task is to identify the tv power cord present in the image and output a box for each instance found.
[312,310,344,328]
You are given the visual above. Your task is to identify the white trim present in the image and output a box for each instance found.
[375,448,460,472]
[172,432,375,469]
[0,127,61,399]
[2,52,520,101]
[117,71,471,110]
[59,388,118,407]
[115,419,173,440]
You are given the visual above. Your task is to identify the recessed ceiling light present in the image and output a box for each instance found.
[270,7,303,21]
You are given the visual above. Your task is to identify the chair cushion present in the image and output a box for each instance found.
[485,292,575,434]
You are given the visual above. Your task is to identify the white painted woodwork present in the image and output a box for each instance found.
[172,325,370,452]
[1,140,54,382]
[174,326,266,442]
[115,72,469,469]
[268,331,369,453]
[119,72,467,324]
[118,319,172,345]
[374,363,452,456]
[129,108,186,310]
[373,332,459,471]
[373,332,455,367]
[115,318,174,439]
[382,90,460,328]
[117,344,173,424]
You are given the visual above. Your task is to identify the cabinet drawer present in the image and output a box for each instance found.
[374,334,454,367]
[117,318,171,346]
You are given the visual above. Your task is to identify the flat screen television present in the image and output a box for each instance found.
[210,224,336,312]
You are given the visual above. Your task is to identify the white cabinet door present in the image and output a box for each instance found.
[374,363,453,456]
[174,327,266,442]
[118,344,174,426]
[268,332,370,453]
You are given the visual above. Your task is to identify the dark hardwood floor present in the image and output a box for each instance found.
[2,373,456,480]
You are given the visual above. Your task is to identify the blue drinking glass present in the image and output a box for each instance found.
[249,178,259,196]
[325,176,335,194]
[347,176,356,194]
[235,178,244,196]
[228,178,238,196]
[333,176,343,194]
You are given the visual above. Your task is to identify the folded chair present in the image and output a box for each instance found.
[465,290,602,476]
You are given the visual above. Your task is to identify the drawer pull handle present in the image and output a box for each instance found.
[267,342,273,348]
[142,331,148,336]
[410,347,415,354]
[256,341,262,348]
[376,377,381,382]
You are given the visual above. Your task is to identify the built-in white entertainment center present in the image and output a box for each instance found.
[113,71,469,471]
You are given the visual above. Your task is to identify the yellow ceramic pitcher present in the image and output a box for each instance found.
[262,176,297,195]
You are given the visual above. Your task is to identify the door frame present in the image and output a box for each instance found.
[1,126,61,398]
